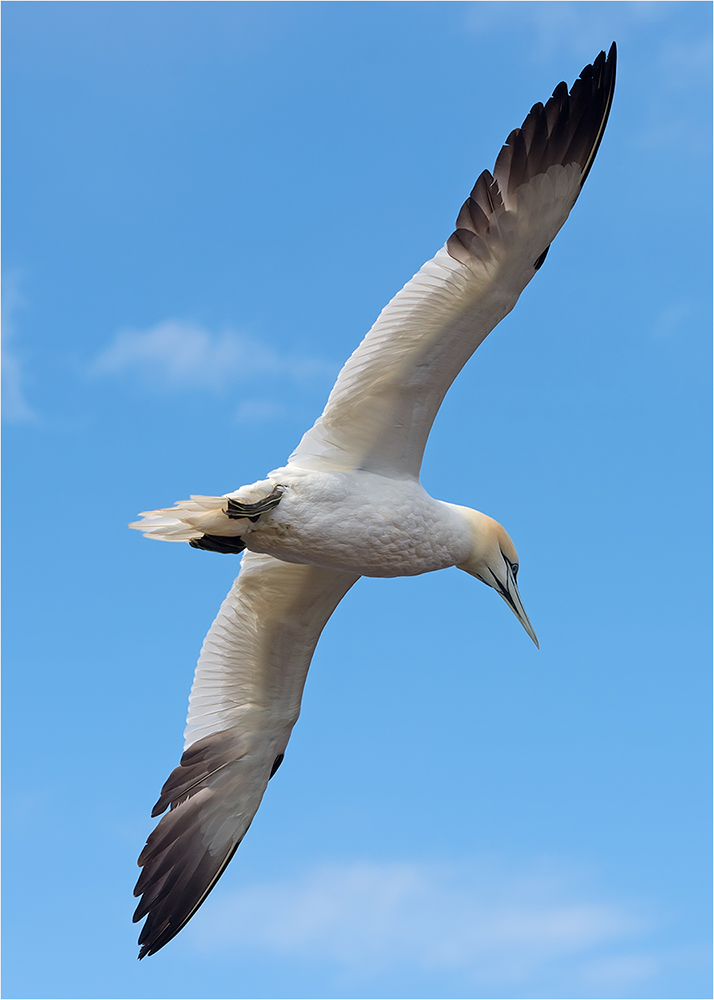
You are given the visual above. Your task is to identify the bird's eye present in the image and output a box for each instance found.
[511,562,519,577]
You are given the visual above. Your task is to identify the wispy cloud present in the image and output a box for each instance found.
[190,857,656,989]
[235,398,286,424]
[653,300,695,338]
[465,3,711,161]
[464,1,667,61]
[579,951,660,989]
[90,319,337,392]
[2,272,37,423]
[632,32,712,154]
[658,34,712,91]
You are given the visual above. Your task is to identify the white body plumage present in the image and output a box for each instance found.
[225,468,472,577]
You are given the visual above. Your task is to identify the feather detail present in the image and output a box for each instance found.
[129,496,248,541]
[290,45,616,478]
[133,553,359,957]
[129,486,283,543]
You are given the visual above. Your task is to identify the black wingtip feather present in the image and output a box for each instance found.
[134,730,267,958]
[136,838,243,959]
[578,42,617,187]
[447,43,616,267]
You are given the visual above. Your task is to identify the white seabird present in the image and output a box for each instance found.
[131,45,616,958]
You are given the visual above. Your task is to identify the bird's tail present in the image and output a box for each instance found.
[130,484,283,543]
[129,495,246,542]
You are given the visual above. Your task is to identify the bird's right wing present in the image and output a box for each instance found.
[133,550,359,958]
[289,45,616,479]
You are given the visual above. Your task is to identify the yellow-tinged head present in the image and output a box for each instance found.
[454,507,539,648]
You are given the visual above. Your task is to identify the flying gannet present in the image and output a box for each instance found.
[131,45,616,958]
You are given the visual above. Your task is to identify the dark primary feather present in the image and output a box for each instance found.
[447,43,616,267]
[134,731,261,959]
[150,730,239,817]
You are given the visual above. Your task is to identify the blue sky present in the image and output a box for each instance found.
[2,3,711,998]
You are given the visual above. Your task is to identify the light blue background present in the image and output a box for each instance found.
[3,3,711,998]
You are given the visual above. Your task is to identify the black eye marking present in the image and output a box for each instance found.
[501,552,519,578]
[534,245,550,271]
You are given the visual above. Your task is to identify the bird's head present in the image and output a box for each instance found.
[454,507,539,648]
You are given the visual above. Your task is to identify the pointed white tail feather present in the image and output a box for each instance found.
[136,495,227,518]
[189,495,234,508]
[129,494,250,542]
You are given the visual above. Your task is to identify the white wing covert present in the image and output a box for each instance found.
[290,46,615,478]
[133,551,359,957]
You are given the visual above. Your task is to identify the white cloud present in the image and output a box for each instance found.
[2,272,37,423]
[190,857,654,989]
[91,319,336,392]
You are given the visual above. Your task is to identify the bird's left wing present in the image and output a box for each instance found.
[290,45,616,479]
[133,551,359,957]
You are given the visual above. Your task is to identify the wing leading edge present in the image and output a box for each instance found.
[290,45,616,478]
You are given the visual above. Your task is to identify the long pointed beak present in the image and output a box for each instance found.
[501,565,539,648]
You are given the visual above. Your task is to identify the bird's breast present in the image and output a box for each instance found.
[243,467,469,578]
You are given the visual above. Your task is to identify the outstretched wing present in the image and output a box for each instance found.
[133,551,359,957]
[290,45,616,479]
